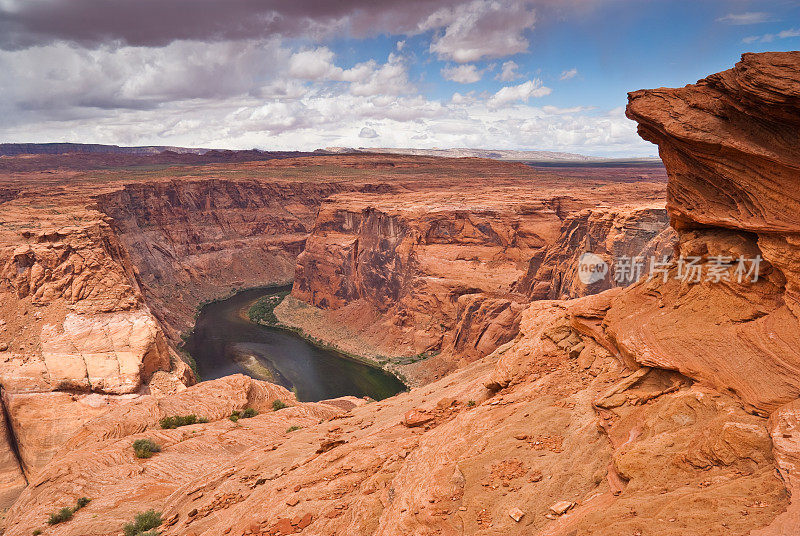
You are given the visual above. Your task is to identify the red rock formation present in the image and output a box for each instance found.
[284,181,667,382]
[0,155,666,505]
[3,52,799,536]
[1,375,361,536]
[609,51,800,533]
[96,179,351,341]
[1,297,786,536]
[516,205,675,300]
[614,52,800,412]
[0,205,175,496]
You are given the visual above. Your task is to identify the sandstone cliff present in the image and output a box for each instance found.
[282,182,667,383]
[96,179,351,341]
[516,205,675,300]
[0,199,175,493]
[618,51,800,412]
[2,294,788,536]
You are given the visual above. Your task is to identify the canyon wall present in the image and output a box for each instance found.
[0,200,177,504]
[283,183,669,383]
[2,291,789,536]
[290,188,567,356]
[4,156,643,505]
[96,179,353,341]
[516,205,675,300]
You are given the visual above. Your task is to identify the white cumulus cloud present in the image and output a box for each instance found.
[488,79,551,108]
[496,60,522,82]
[441,64,482,83]
[421,0,536,63]
[359,126,379,138]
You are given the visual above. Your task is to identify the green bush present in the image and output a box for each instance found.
[33,529,42,535]
[272,400,289,411]
[230,407,258,422]
[133,439,161,459]
[467,400,476,407]
[286,425,301,433]
[159,415,208,429]
[47,507,75,525]
[247,292,289,326]
[46,497,91,525]
[123,509,162,536]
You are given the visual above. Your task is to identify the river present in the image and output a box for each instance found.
[184,287,406,402]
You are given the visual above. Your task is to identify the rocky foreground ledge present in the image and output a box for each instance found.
[1,52,799,535]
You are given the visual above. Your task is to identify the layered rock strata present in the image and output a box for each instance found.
[96,180,351,341]
[1,295,787,536]
[618,51,800,412]
[283,183,668,383]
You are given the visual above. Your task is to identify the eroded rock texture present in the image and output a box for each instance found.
[96,180,349,341]
[284,182,668,383]
[1,296,788,536]
[0,154,666,507]
[516,205,675,300]
[3,53,800,535]
[619,51,800,412]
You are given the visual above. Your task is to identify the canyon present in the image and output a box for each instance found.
[0,51,797,536]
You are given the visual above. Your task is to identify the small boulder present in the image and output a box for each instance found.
[316,438,346,454]
[403,409,434,428]
[508,507,525,522]
[549,500,575,516]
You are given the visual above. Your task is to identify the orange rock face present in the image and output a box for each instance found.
[2,297,788,536]
[516,205,675,300]
[96,179,351,341]
[617,52,800,412]
[286,179,667,382]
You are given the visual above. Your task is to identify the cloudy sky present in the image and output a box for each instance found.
[0,0,798,157]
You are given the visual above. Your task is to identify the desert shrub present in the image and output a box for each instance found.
[133,438,161,459]
[123,509,162,536]
[272,400,289,411]
[286,425,301,433]
[467,400,476,407]
[230,407,258,422]
[33,529,42,535]
[159,415,208,429]
[46,497,91,525]
[47,507,74,525]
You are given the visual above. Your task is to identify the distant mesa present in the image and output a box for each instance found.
[321,146,661,164]
[0,142,211,157]
[0,142,659,165]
